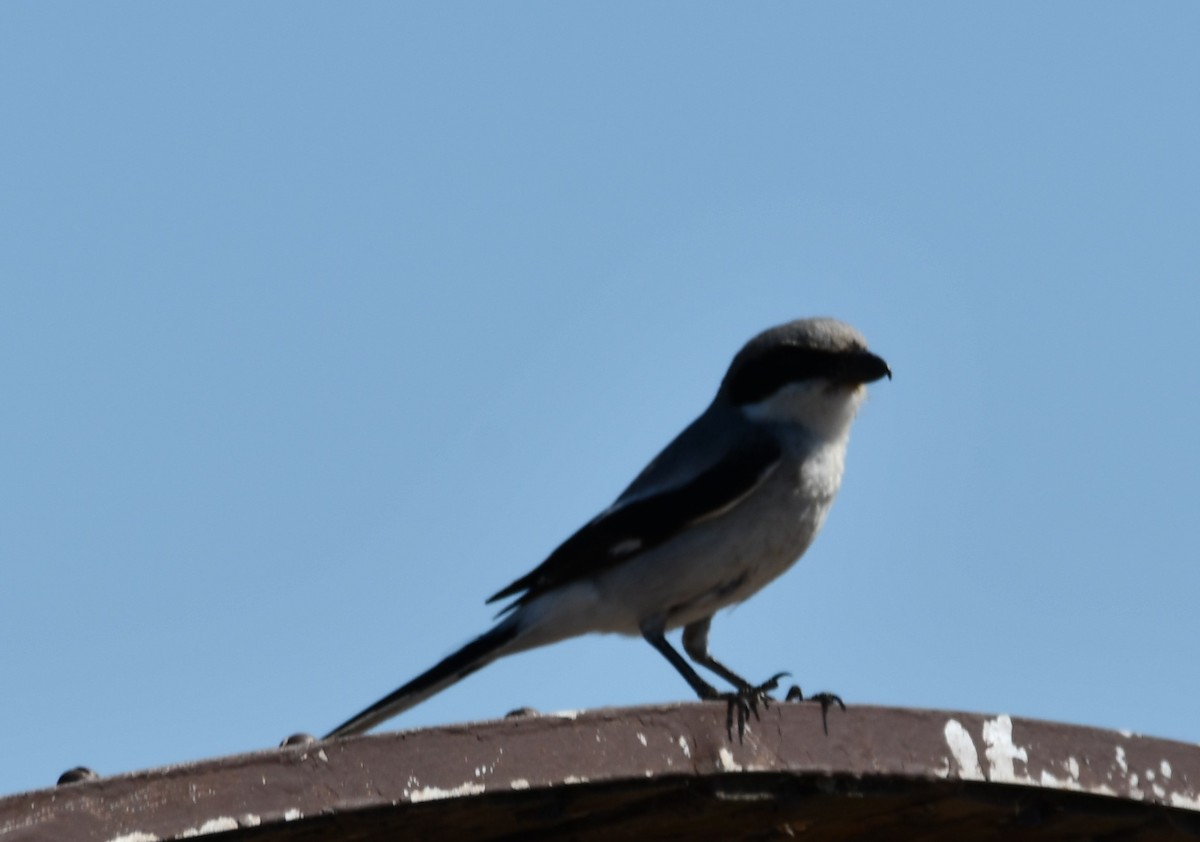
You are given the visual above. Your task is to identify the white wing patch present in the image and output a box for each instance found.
[609,538,644,557]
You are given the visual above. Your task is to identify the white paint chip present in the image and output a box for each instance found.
[108,834,160,842]
[982,715,1028,784]
[180,817,239,837]
[717,747,743,773]
[407,782,486,803]
[932,757,952,779]
[1170,791,1200,811]
[678,735,691,758]
[636,732,648,747]
[1039,769,1082,792]
[510,779,530,790]
[943,719,984,781]
[1161,760,1173,779]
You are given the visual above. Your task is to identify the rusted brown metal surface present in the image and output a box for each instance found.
[3,704,1199,840]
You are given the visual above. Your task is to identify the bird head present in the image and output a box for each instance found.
[719,318,890,438]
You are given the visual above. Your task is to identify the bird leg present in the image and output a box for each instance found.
[638,618,779,739]
[681,618,759,689]
[680,618,790,737]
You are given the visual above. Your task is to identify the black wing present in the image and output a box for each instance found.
[488,428,781,611]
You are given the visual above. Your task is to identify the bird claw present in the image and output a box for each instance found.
[785,685,846,735]
[721,672,789,741]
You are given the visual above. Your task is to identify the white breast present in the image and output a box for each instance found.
[518,442,845,647]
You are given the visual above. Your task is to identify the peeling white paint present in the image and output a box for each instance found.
[942,719,984,781]
[717,747,742,772]
[1039,770,1082,792]
[932,757,952,779]
[550,709,581,720]
[180,817,239,837]
[1037,752,1120,798]
[67,711,1200,839]
[982,715,1028,784]
[946,716,1193,809]
[406,782,486,803]
[1171,791,1200,811]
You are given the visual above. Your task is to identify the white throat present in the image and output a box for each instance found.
[740,380,866,442]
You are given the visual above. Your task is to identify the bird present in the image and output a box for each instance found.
[326,317,890,739]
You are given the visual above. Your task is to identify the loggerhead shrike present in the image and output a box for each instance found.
[327,318,889,738]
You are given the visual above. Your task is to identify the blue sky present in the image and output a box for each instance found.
[2,3,1198,797]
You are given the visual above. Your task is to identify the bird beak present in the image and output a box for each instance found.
[840,351,891,384]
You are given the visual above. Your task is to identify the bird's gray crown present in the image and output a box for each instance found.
[719,318,889,406]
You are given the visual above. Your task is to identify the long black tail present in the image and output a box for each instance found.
[325,619,521,738]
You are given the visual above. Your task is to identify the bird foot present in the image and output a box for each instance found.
[718,672,789,741]
[785,685,845,735]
